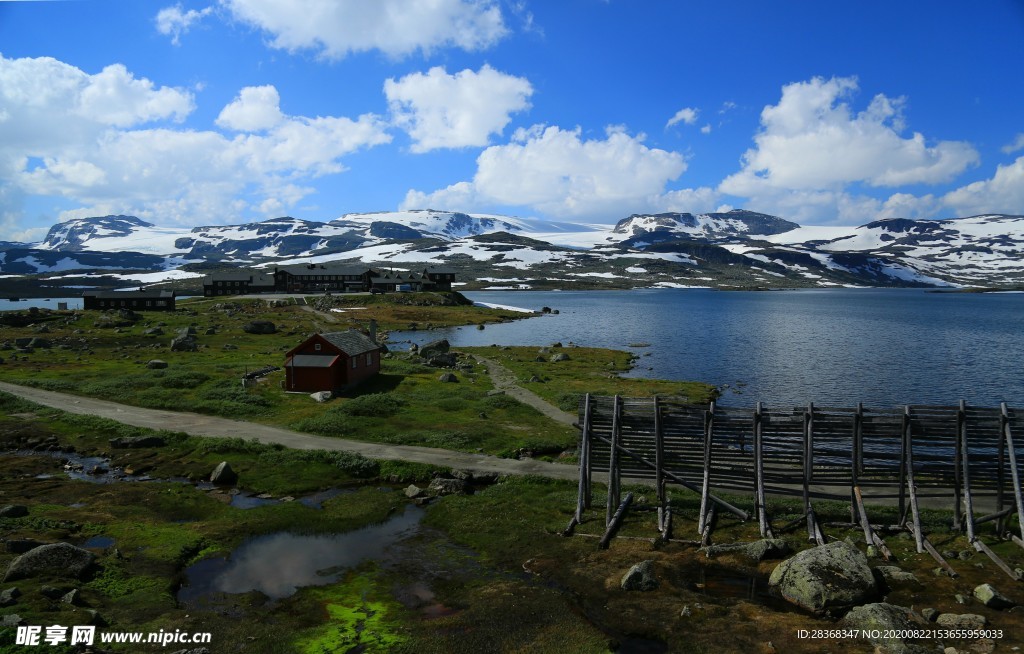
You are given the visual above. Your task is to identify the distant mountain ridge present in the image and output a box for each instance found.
[6,209,1024,290]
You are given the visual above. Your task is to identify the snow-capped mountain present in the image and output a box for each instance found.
[7,210,1024,290]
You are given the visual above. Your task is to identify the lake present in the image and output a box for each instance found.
[395,288,1024,408]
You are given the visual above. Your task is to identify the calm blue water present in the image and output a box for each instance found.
[396,289,1024,407]
[0,297,83,310]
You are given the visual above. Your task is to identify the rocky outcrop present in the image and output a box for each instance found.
[418,339,450,360]
[973,584,1015,609]
[170,331,198,352]
[935,613,987,629]
[702,539,789,561]
[438,372,458,383]
[621,560,658,591]
[427,478,466,496]
[310,391,332,403]
[209,461,238,485]
[146,359,168,369]
[242,320,276,334]
[0,505,28,518]
[3,543,96,582]
[841,603,932,654]
[768,541,877,614]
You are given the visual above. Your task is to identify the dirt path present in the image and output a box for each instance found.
[470,355,578,426]
[0,381,579,482]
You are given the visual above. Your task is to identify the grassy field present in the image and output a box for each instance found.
[2,392,1022,653]
[0,295,715,458]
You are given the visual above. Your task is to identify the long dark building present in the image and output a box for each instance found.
[200,265,457,295]
[82,290,176,311]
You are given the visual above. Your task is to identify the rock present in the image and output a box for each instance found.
[921,607,939,622]
[310,391,333,403]
[404,485,424,499]
[767,541,877,614]
[936,613,987,629]
[973,583,1015,609]
[550,353,570,362]
[223,343,238,350]
[0,586,20,607]
[427,353,457,368]
[703,539,789,561]
[528,375,542,383]
[85,609,108,627]
[3,543,96,582]
[0,505,28,518]
[143,327,164,336]
[61,588,81,605]
[621,560,658,591]
[427,478,466,496]
[438,372,458,383]
[146,359,168,369]
[170,334,198,352]
[0,614,24,627]
[242,320,277,334]
[209,461,238,485]
[450,470,473,481]
[842,603,932,654]
[875,566,920,584]
[109,435,166,448]
[418,339,450,359]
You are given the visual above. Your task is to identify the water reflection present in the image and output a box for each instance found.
[177,505,423,604]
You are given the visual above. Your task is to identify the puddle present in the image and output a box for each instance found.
[671,564,796,613]
[298,487,352,509]
[82,535,115,548]
[229,493,279,510]
[177,505,424,606]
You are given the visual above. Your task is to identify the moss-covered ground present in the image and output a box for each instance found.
[2,393,1023,653]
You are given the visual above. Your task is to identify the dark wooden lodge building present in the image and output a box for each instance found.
[284,330,381,392]
[82,290,176,311]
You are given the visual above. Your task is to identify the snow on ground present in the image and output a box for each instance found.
[762,225,858,245]
[650,281,711,289]
[482,285,532,290]
[625,266,647,273]
[569,271,623,278]
[472,301,536,313]
[613,252,697,265]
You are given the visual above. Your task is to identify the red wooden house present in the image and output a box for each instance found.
[284,330,381,392]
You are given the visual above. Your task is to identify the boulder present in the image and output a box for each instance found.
[0,505,28,518]
[550,353,570,362]
[973,583,1015,609]
[0,586,19,607]
[242,321,277,335]
[170,334,198,352]
[61,588,82,605]
[427,353,458,368]
[0,614,24,627]
[143,327,164,336]
[703,539,789,562]
[418,339,450,359]
[438,372,458,383]
[146,359,168,369]
[875,566,920,584]
[404,485,424,499]
[842,603,932,654]
[3,543,96,582]
[935,613,987,629]
[108,435,166,449]
[427,478,466,496]
[768,541,877,614]
[209,461,238,485]
[620,560,658,591]
[310,391,333,403]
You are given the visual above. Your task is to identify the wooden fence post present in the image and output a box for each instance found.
[1002,402,1024,544]
[582,393,593,509]
[961,410,977,543]
[606,395,621,528]
[904,406,924,554]
[954,401,964,531]
[898,405,908,526]
[698,401,715,535]
[754,402,772,538]
[997,403,1008,535]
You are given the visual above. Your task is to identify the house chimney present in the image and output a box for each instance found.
[369,319,378,343]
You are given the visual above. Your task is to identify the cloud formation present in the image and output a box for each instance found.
[0,55,390,230]
[221,0,507,59]
[385,65,532,152]
[403,124,687,219]
[155,4,214,45]
[666,107,698,128]
[720,77,979,197]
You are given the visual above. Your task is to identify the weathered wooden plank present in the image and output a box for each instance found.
[599,492,634,550]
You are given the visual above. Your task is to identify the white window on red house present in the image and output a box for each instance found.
[352,358,357,368]
[314,343,321,351]
[366,352,372,365]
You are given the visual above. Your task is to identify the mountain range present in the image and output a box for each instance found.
[1,209,1022,292]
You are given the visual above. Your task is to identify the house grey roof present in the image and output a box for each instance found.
[83,290,175,299]
[202,270,276,284]
[322,330,380,355]
[276,264,376,276]
[286,354,339,368]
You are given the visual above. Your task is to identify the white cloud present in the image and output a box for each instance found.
[385,65,532,152]
[0,55,390,237]
[216,85,285,131]
[666,107,698,128]
[155,4,214,45]
[1002,133,1024,155]
[700,124,712,135]
[403,124,687,219]
[221,0,507,59]
[720,76,979,197]
[941,156,1024,217]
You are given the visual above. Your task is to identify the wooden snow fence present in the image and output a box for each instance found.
[564,395,1024,581]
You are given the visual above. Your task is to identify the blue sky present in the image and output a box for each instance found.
[1,0,1023,242]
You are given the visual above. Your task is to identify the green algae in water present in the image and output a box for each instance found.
[296,575,407,654]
